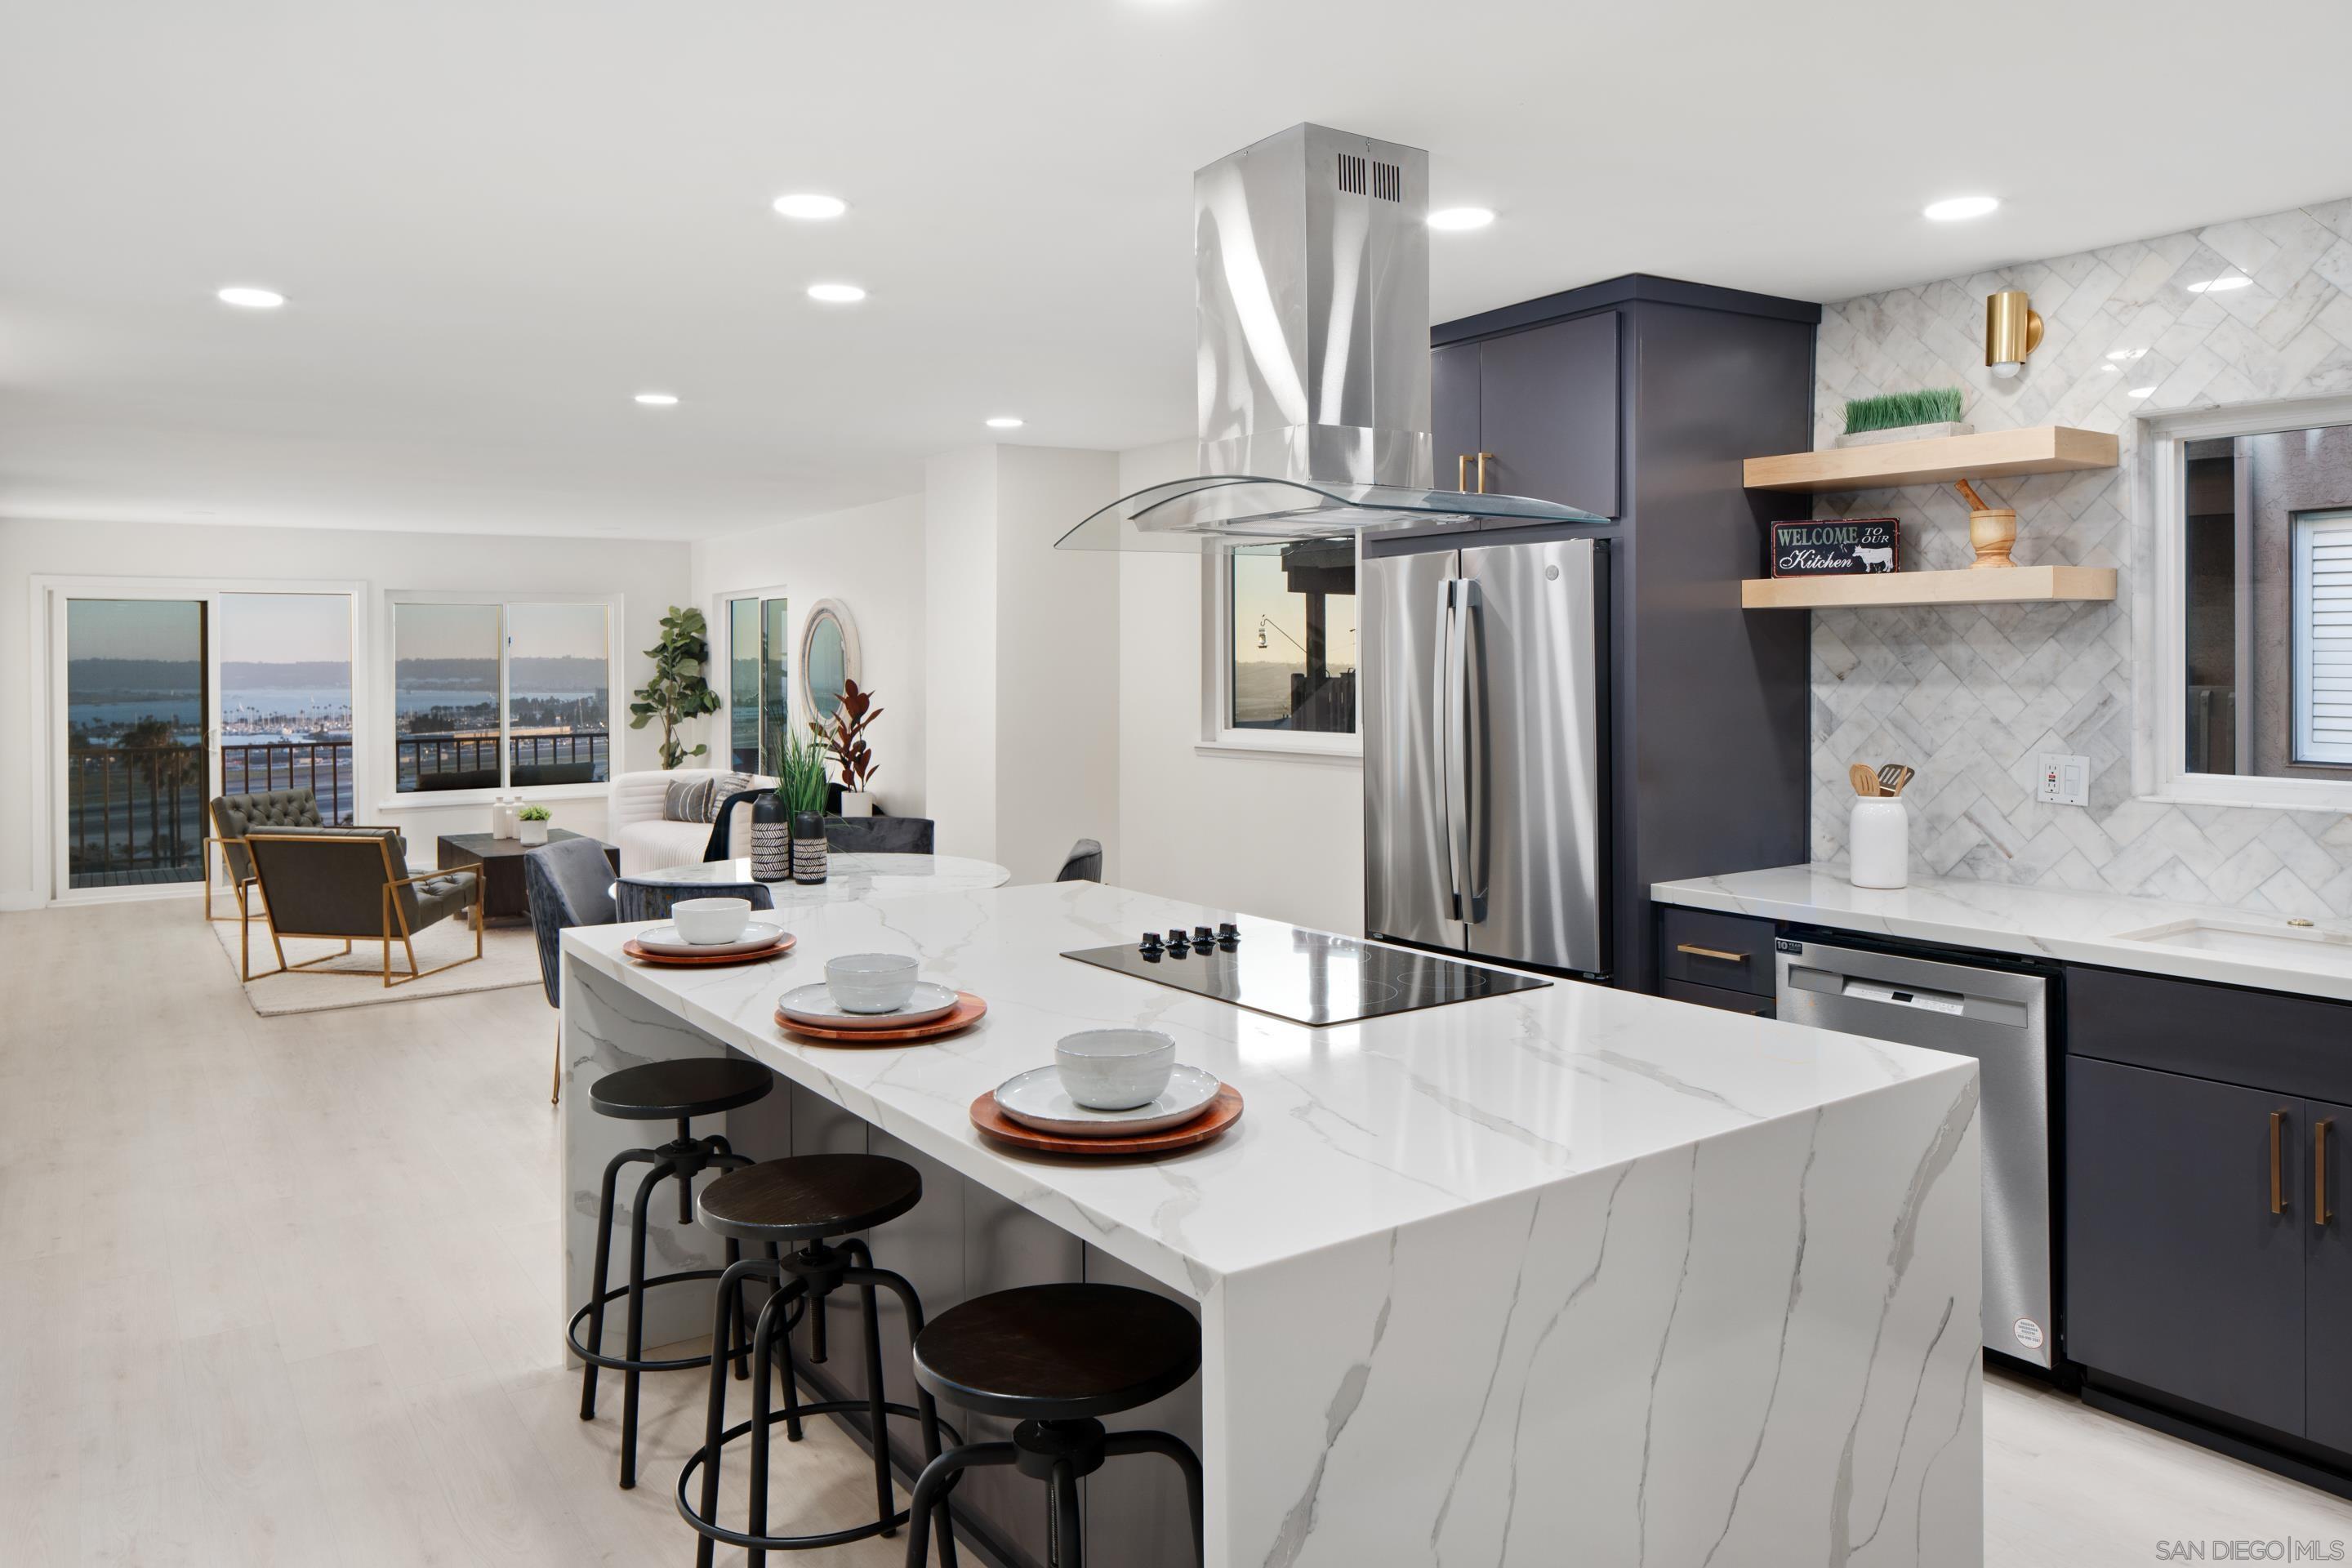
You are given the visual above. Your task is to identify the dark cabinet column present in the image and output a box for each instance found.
[2065,1056,2306,1434]
[1431,341,1481,492]
[1474,312,1619,517]
[2311,1098,2352,1453]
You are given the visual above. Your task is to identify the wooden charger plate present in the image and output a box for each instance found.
[623,933,796,966]
[969,1083,1242,1156]
[775,991,988,1045]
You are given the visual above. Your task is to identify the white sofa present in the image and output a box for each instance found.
[609,768,776,875]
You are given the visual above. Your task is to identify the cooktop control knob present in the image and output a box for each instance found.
[1217,921,1240,943]
[1166,929,1191,956]
[1192,925,1215,946]
[1139,932,1163,956]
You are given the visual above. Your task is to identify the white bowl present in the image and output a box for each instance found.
[1054,1028,1178,1111]
[670,897,753,946]
[826,951,920,1014]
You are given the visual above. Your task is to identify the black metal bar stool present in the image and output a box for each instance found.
[900,1284,1205,1568]
[677,1154,961,1567]
[570,1056,774,1490]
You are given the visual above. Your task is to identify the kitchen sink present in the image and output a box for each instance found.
[2112,916,2352,968]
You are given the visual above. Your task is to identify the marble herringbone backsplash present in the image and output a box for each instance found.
[1809,196,2352,915]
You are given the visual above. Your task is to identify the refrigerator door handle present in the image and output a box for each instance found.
[1441,578,1470,922]
[1459,578,1488,924]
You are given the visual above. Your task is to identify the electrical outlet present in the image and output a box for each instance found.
[2036,753,2090,807]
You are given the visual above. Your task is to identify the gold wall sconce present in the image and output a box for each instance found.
[1985,289,2043,379]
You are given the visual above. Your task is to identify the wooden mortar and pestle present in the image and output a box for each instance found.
[1955,479,2016,568]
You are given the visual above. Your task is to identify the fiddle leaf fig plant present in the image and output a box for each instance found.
[811,678,882,795]
[629,606,723,769]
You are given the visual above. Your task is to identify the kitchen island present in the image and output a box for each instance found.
[559,880,1983,1566]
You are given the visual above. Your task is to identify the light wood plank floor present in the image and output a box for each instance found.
[4,898,2350,1566]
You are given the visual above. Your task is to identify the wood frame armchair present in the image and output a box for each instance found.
[238,830,483,987]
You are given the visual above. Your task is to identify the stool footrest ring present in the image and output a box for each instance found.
[675,1400,965,1552]
[566,1269,805,1374]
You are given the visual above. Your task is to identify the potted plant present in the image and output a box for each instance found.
[811,678,883,817]
[782,727,831,885]
[752,728,829,883]
[628,606,723,769]
[517,804,552,846]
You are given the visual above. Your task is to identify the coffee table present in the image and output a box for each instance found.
[438,829,617,924]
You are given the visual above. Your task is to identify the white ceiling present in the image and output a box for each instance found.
[5,0,2351,541]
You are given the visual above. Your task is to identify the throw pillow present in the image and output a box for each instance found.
[662,777,714,823]
[705,773,754,822]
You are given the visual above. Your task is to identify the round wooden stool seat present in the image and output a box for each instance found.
[912,1283,1200,1421]
[694,1153,921,1243]
[588,1057,773,1121]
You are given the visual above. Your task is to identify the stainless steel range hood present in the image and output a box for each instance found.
[1058,122,1601,551]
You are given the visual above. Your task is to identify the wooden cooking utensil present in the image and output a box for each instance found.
[1850,763,1882,797]
[1877,763,1915,795]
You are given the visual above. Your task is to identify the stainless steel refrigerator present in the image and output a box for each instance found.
[1362,535,1608,978]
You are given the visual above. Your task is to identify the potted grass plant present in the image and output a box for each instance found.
[1832,387,1970,448]
[781,728,831,885]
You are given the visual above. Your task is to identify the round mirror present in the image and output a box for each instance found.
[798,599,860,724]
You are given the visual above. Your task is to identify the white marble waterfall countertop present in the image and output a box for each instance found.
[564,879,1974,1294]
[1655,863,2352,1003]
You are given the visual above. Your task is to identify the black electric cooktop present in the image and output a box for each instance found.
[1061,915,1550,1027]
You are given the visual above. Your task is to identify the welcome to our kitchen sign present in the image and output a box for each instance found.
[1771,518,1900,578]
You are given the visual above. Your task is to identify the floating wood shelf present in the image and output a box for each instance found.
[1740,565,2118,610]
[1742,425,2120,493]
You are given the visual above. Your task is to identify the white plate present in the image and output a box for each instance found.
[777,980,961,1031]
[635,921,791,958]
[991,1063,1221,1138]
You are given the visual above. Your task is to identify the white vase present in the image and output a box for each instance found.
[519,817,549,846]
[1848,797,1909,889]
[492,799,518,838]
[840,791,875,818]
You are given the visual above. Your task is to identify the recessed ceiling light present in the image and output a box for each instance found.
[2187,274,2252,293]
[985,416,1023,429]
[2128,386,2155,399]
[2105,347,2147,361]
[634,391,679,407]
[1923,196,2000,222]
[216,286,285,309]
[1428,207,1496,232]
[773,193,848,220]
[807,283,866,304]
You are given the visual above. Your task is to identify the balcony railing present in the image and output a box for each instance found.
[65,731,608,888]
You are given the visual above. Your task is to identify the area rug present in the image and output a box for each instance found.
[207,911,542,1016]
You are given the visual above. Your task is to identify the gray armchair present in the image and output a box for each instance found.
[239,827,481,987]
[207,786,326,924]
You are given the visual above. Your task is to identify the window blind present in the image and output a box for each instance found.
[2294,510,2352,764]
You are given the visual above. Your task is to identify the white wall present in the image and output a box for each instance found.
[1114,440,1365,932]
[692,494,929,815]
[920,446,1122,884]
[1,515,690,906]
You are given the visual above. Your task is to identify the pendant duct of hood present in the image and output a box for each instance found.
[1058,124,1602,552]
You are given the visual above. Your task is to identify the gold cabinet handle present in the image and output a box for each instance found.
[1676,943,1747,964]
[1457,454,1470,492]
[2272,1109,2289,1216]
[1474,452,1494,494]
[2322,1118,2336,1228]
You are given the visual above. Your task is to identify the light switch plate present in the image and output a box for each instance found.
[2037,752,2090,807]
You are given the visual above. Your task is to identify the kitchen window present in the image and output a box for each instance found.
[2153,403,2352,808]
[1206,542,1360,757]
[387,593,617,799]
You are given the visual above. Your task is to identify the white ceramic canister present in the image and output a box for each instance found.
[492,797,519,838]
[1848,796,1909,889]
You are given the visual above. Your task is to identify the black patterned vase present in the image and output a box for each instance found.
[751,791,792,882]
[791,810,829,885]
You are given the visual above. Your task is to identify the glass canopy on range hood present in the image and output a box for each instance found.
[1055,474,1605,552]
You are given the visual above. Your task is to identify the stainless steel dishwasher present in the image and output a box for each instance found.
[1775,938,2054,1367]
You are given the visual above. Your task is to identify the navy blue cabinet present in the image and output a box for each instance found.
[1429,312,1619,519]
[2312,1098,2352,1455]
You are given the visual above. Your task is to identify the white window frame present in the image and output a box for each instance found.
[376,588,623,811]
[27,572,370,907]
[2292,510,2352,766]
[2143,393,2352,810]
[711,582,792,777]
[1196,542,1364,764]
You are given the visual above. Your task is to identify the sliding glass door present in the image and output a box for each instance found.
[218,592,357,823]
[722,590,791,776]
[61,596,212,891]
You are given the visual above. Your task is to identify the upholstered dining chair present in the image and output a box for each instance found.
[1057,838,1103,883]
[822,814,936,854]
[526,836,621,1106]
